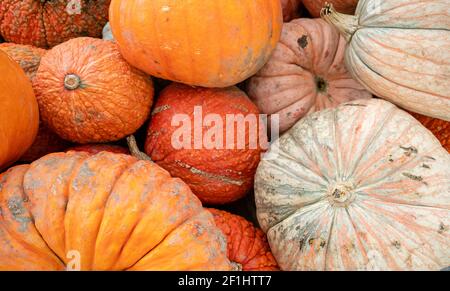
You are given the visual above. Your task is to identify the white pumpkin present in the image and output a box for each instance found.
[255,99,450,271]
[321,0,450,121]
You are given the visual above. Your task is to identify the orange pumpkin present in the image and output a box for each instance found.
[281,0,303,22]
[0,50,39,169]
[33,37,154,144]
[68,144,130,155]
[109,0,283,87]
[0,151,232,271]
[303,0,358,17]
[410,113,450,152]
[0,43,46,80]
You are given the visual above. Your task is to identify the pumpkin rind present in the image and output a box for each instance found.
[281,0,303,22]
[0,151,232,271]
[68,144,129,155]
[303,0,358,17]
[109,0,283,87]
[255,99,450,271]
[321,0,450,121]
[33,37,154,144]
[410,113,450,153]
[248,18,372,133]
[0,43,46,80]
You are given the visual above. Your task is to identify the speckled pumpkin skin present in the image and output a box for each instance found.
[145,83,264,205]
[281,0,303,22]
[255,99,450,271]
[0,43,46,80]
[68,144,129,155]
[410,113,450,153]
[33,37,154,144]
[248,18,371,133]
[303,0,358,17]
[0,151,232,271]
[209,208,279,271]
[0,0,111,48]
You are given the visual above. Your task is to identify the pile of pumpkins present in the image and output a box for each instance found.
[0,0,448,271]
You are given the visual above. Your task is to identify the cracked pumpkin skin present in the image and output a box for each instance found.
[145,83,265,205]
[0,0,111,48]
[0,151,232,271]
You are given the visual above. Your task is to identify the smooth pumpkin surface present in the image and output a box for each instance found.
[0,50,39,169]
[255,99,450,271]
[410,113,450,153]
[303,0,358,17]
[321,0,450,121]
[109,0,283,87]
[0,151,232,271]
[0,0,111,48]
[281,0,303,22]
[33,37,154,144]
[248,18,371,133]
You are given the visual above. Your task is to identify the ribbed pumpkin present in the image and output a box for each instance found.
[145,83,265,205]
[321,1,450,121]
[33,37,154,144]
[281,0,303,22]
[209,208,279,271]
[0,50,39,169]
[68,144,129,155]
[0,151,232,271]
[0,0,111,48]
[247,18,372,133]
[109,0,283,88]
[255,99,450,271]
[303,0,358,17]
[410,113,450,153]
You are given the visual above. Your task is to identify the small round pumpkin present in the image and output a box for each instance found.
[209,208,279,271]
[410,113,450,152]
[145,83,265,205]
[303,0,358,17]
[0,50,39,169]
[0,151,232,271]
[109,0,283,87]
[281,0,303,22]
[247,18,372,133]
[68,144,129,155]
[0,0,111,48]
[255,99,450,271]
[33,37,154,144]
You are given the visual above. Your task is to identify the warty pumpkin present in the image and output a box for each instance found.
[33,37,154,144]
[321,1,450,121]
[109,0,283,88]
[410,113,450,153]
[0,43,46,80]
[0,151,232,271]
[0,0,111,48]
[0,50,39,169]
[255,99,450,271]
[247,18,372,133]
[68,144,130,155]
[303,0,358,17]
[281,0,303,22]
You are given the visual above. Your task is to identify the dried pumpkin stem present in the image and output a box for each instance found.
[64,74,81,90]
[320,2,359,42]
[126,135,152,161]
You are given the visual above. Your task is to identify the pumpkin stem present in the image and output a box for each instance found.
[126,135,153,161]
[231,262,243,271]
[64,74,82,90]
[320,3,359,42]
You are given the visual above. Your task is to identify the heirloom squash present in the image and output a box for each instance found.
[248,18,371,133]
[321,1,450,121]
[0,151,232,271]
[109,0,283,88]
[33,37,154,144]
[281,0,303,22]
[303,0,358,17]
[255,99,450,271]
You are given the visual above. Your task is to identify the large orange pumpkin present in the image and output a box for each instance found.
[33,37,154,144]
[109,0,283,87]
[0,0,111,48]
[0,151,232,271]
[0,50,39,169]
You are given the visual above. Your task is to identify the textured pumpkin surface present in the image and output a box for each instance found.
[0,50,39,169]
[281,0,303,22]
[109,0,283,87]
[248,18,372,133]
[145,83,264,205]
[0,43,46,80]
[68,144,129,155]
[255,99,450,271]
[303,0,358,17]
[209,208,279,271]
[410,113,450,152]
[33,37,154,144]
[322,0,450,121]
[0,0,110,48]
[0,151,232,271]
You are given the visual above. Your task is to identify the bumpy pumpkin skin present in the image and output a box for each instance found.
[34,37,154,144]
[0,50,39,169]
[281,0,303,22]
[0,43,46,80]
[145,83,265,205]
[209,208,279,271]
[109,0,283,88]
[410,113,450,152]
[68,144,129,155]
[322,0,450,121]
[248,18,372,133]
[303,0,358,17]
[0,0,111,48]
[0,151,232,271]
[255,99,450,271]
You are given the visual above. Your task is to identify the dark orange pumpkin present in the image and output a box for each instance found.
[0,43,46,80]
[68,144,130,155]
[410,112,450,152]
[281,0,303,21]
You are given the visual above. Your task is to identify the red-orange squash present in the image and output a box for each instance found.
[33,37,154,144]
[68,144,130,155]
[303,0,358,17]
[209,208,279,271]
[145,83,265,205]
[410,113,450,152]
[0,151,232,271]
[0,43,46,80]
[281,0,303,22]
[0,0,111,48]
[109,0,283,87]
[0,50,39,169]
